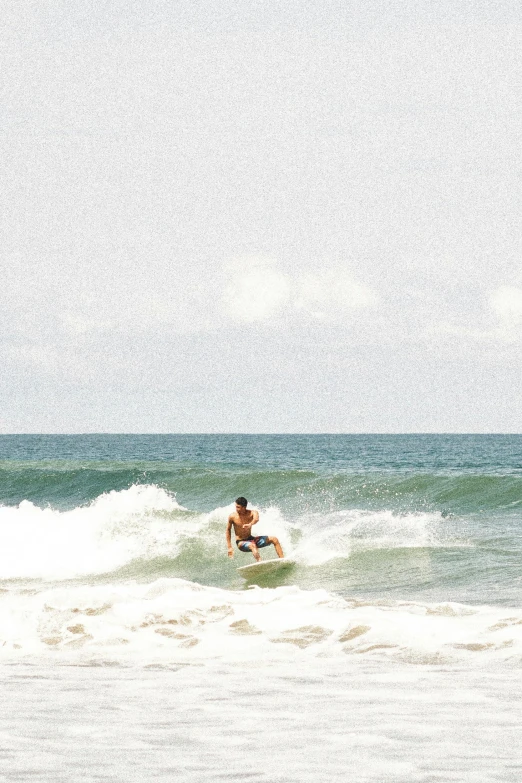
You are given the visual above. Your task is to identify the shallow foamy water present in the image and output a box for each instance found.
[2,659,521,783]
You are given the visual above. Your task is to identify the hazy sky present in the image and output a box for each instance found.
[2,0,522,433]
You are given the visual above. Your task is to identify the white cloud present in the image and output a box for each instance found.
[223,257,291,322]
[223,257,377,324]
[490,285,522,340]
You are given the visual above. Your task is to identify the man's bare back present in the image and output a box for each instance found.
[226,497,284,562]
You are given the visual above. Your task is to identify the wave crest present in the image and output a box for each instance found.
[0,485,188,580]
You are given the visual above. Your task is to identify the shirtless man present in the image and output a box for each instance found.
[226,497,284,562]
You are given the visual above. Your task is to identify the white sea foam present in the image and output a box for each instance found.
[1,576,521,666]
[3,658,521,783]
[292,508,459,565]
[183,503,452,569]
[0,485,192,579]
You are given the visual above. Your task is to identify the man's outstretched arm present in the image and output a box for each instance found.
[226,518,234,558]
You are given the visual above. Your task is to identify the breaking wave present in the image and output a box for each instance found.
[1,576,522,666]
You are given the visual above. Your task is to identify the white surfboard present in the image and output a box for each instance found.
[237,557,295,578]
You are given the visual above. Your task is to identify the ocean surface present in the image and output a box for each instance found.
[1,434,521,781]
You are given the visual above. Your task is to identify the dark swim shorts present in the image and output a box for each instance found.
[236,536,270,552]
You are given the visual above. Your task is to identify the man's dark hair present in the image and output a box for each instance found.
[235,496,248,507]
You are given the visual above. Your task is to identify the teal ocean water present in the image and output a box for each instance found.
[1,434,521,603]
[1,435,522,782]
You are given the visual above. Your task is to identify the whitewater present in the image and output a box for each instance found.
[1,434,521,781]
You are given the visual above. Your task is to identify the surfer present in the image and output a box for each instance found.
[226,497,284,561]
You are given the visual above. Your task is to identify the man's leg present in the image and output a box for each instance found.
[248,541,261,561]
[267,536,284,558]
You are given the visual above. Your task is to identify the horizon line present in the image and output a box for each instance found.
[1,432,521,437]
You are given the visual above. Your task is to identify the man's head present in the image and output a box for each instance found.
[235,496,248,510]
